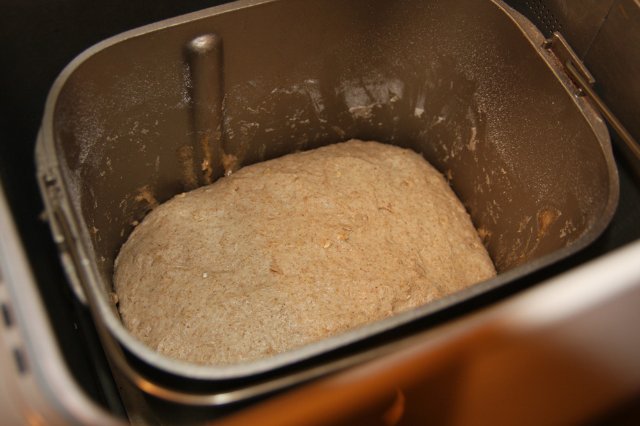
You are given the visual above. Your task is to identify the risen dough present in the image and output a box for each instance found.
[114,140,495,365]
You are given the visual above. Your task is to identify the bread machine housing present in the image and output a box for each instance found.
[35,0,618,406]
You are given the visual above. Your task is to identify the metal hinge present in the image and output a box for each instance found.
[544,32,640,162]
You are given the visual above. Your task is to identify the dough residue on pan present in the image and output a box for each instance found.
[114,140,496,365]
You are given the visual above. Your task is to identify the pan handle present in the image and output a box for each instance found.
[564,60,640,162]
[545,32,640,163]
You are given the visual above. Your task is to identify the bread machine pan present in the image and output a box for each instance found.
[35,0,618,405]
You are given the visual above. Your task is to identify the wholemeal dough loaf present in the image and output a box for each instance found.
[114,140,495,365]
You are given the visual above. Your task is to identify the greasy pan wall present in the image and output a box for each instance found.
[37,0,617,382]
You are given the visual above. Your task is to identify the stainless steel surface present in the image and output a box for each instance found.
[567,58,640,162]
[544,31,640,163]
[514,0,616,56]
[585,0,640,167]
[36,0,619,404]
[543,32,595,87]
[0,184,123,425]
[511,0,640,164]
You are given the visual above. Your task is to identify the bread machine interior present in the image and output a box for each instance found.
[36,0,618,380]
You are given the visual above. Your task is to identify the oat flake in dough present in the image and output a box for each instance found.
[114,140,496,365]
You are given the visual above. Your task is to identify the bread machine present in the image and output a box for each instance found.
[1,0,639,424]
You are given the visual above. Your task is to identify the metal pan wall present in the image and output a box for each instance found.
[36,0,617,395]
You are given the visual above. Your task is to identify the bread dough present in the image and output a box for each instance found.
[114,140,495,365]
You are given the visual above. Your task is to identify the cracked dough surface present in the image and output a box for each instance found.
[114,140,495,365]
